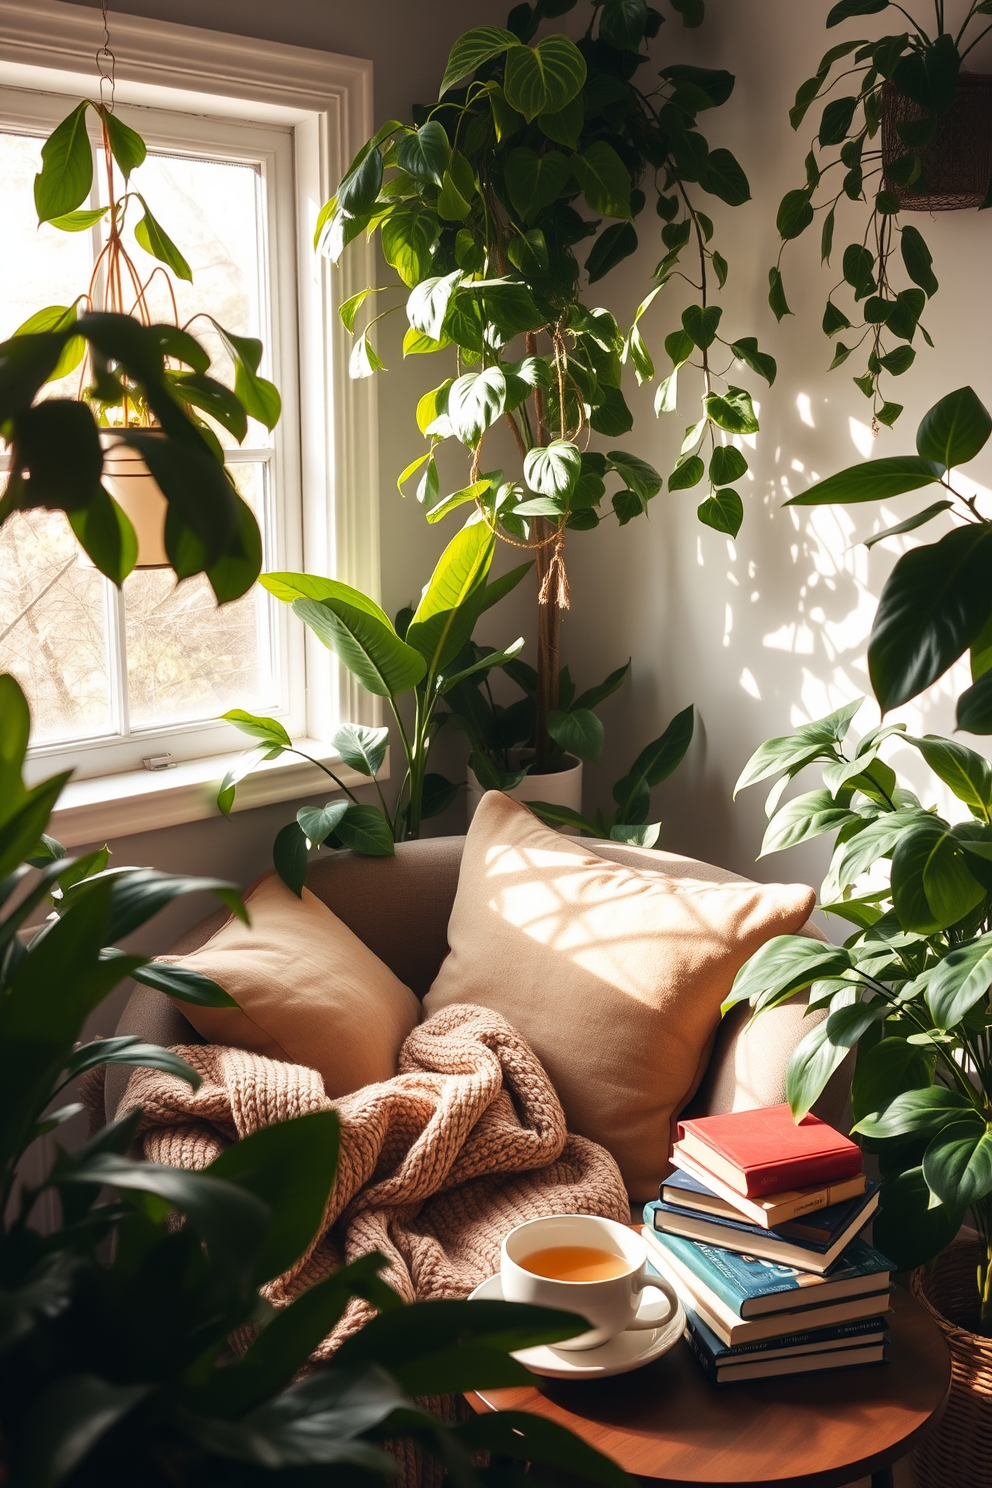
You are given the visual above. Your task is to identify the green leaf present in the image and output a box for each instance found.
[819,95,858,146]
[873,1166,965,1271]
[908,735,992,820]
[133,196,192,282]
[869,524,992,711]
[786,454,942,506]
[446,367,507,443]
[827,0,888,22]
[406,521,495,673]
[297,801,349,849]
[503,35,587,122]
[548,708,603,765]
[222,709,292,747]
[524,439,581,498]
[864,500,952,549]
[381,203,438,287]
[586,221,638,282]
[768,265,792,320]
[682,304,722,350]
[697,489,743,537]
[67,488,136,595]
[572,141,632,218]
[915,386,992,470]
[710,446,748,485]
[606,451,662,502]
[439,26,520,96]
[670,0,705,21]
[900,223,938,297]
[102,109,147,178]
[338,147,383,216]
[701,148,750,206]
[333,723,389,778]
[34,102,93,223]
[890,816,985,933]
[426,478,492,524]
[263,575,426,699]
[704,386,759,435]
[725,935,854,1014]
[927,932,992,1029]
[785,1017,857,1121]
[610,821,661,847]
[851,1037,932,1125]
[760,789,856,857]
[958,670,992,734]
[47,207,108,232]
[776,187,814,240]
[612,704,694,822]
[923,1118,992,1209]
[20,1374,151,1488]
[504,147,571,222]
[669,456,704,491]
[396,121,450,185]
[730,337,777,385]
[208,321,281,430]
[538,94,584,148]
[132,962,238,1008]
[334,804,394,855]
[407,271,461,341]
[589,384,633,436]
[273,821,308,895]
[439,636,525,693]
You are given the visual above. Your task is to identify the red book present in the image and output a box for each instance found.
[675,1104,862,1199]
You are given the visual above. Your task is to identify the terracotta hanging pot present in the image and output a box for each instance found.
[882,72,992,210]
[910,1237,992,1488]
[99,430,169,569]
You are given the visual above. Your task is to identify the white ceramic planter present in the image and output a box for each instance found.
[100,432,170,568]
[466,752,584,832]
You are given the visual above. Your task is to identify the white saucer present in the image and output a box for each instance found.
[467,1272,685,1379]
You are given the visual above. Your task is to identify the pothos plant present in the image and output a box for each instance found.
[321,0,775,771]
[786,385,992,733]
[1,95,280,599]
[217,521,527,887]
[0,672,635,1488]
[728,698,992,1328]
[771,0,992,429]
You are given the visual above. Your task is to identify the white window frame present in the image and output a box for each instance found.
[0,0,380,845]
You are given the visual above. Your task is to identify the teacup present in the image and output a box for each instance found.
[500,1214,678,1351]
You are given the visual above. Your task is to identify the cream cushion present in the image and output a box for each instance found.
[423,792,816,1200]
[158,873,421,1097]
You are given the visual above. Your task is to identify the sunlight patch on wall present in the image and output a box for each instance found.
[740,668,760,699]
[849,417,874,458]
[796,393,815,428]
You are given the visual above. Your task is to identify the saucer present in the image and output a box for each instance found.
[467,1272,685,1379]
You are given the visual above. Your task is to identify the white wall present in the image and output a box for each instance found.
[59,0,992,967]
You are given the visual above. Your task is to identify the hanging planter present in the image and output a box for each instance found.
[466,752,584,832]
[99,431,169,569]
[911,1237,992,1488]
[882,72,992,210]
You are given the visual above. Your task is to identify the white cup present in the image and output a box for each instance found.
[500,1214,679,1351]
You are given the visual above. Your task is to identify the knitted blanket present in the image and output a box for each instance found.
[120,1002,630,1354]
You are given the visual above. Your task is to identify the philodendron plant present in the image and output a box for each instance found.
[727,698,992,1326]
[771,0,992,427]
[444,646,694,845]
[218,520,527,889]
[787,386,992,732]
[322,0,775,770]
[0,672,635,1488]
[1,98,279,598]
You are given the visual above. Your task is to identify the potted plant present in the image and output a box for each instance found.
[769,0,992,429]
[1,93,279,599]
[321,0,775,806]
[446,646,694,844]
[217,520,527,884]
[0,672,634,1488]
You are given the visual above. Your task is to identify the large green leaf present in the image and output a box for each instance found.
[333,723,389,778]
[760,789,857,857]
[504,147,571,222]
[572,142,632,218]
[406,271,461,342]
[703,386,758,435]
[132,962,238,1008]
[852,1084,972,1138]
[446,367,507,443]
[503,36,587,122]
[297,801,349,848]
[786,1015,860,1121]
[786,455,942,506]
[381,203,439,287]
[34,102,92,222]
[909,735,992,820]
[923,1117,992,1210]
[612,705,694,823]
[927,932,992,1029]
[915,385,992,469]
[958,669,992,734]
[890,815,985,933]
[134,197,192,282]
[851,1037,932,1125]
[439,26,520,96]
[725,935,854,1013]
[868,524,992,711]
[395,121,450,185]
[524,440,581,498]
[548,708,603,765]
[405,522,495,673]
[872,1166,965,1271]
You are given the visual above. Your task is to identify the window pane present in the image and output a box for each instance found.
[0,511,114,741]
[124,463,276,729]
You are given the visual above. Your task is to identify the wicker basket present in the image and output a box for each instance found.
[910,1238,992,1488]
[882,72,992,209]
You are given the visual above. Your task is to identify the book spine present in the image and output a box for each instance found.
[648,1231,751,1315]
[681,1315,719,1385]
[739,1147,864,1199]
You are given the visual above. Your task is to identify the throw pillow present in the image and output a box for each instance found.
[422,792,815,1199]
[158,872,421,1097]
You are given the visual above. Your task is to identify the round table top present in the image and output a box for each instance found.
[468,1285,951,1488]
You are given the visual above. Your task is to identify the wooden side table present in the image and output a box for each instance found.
[468,1285,950,1488]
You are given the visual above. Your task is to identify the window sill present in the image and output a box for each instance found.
[46,740,385,848]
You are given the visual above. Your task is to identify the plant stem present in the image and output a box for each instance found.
[527,330,559,774]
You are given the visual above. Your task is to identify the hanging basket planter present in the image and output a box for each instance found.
[910,1237,992,1488]
[882,72,992,210]
[99,431,170,569]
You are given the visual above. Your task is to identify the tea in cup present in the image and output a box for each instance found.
[501,1214,678,1350]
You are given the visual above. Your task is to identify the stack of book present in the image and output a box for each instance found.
[642,1103,892,1385]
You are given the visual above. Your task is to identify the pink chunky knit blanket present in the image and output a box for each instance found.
[120,1002,630,1354]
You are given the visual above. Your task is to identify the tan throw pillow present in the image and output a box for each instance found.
[422,793,815,1200]
[159,873,421,1097]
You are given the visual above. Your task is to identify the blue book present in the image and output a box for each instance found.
[648,1228,892,1319]
[680,1294,889,1384]
[644,1182,879,1275]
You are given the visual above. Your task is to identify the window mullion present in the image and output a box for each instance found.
[107,580,131,740]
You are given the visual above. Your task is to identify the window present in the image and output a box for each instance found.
[0,0,378,836]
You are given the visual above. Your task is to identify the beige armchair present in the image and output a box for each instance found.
[105,835,848,1155]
